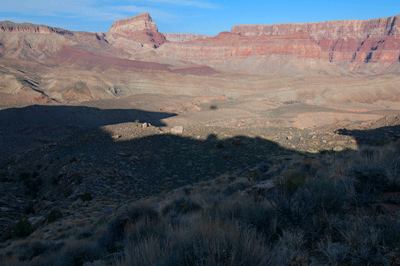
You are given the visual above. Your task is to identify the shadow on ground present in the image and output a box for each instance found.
[0,104,177,166]
[336,125,400,147]
[1,104,400,198]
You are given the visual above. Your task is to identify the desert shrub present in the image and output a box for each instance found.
[274,172,307,195]
[98,213,130,251]
[204,200,277,238]
[76,230,93,240]
[347,164,388,195]
[359,146,377,160]
[0,259,29,266]
[124,205,163,244]
[18,172,42,199]
[266,187,315,228]
[121,219,271,266]
[15,240,53,261]
[375,219,400,247]
[18,172,31,182]
[184,188,191,196]
[247,170,261,182]
[57,241,102,266]
[337,216,385,265]
[24,202,35,215]
[63,188,73,198]
[162,197,201,216]
[79,193,92,202]
[12,218,34,239]
[305,177,348,214]
[51,176,59,186]
[0,172,12,182]
[125,216,167,246]
[257,162,271,173]
[128,204,159,223]
[270,228,311,265]
[47,209,63,223]
[317,238,351,265]
[222,181,251,196]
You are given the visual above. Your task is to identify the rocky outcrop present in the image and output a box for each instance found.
[106,13,167,51]
[231,15,400,72]
[0,21,74,35]
[0,21,125,61]
[164,33,210,43]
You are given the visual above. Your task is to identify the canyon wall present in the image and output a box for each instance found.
[163,33,210,43]
[231,15,400,72]
[1,13,400,75]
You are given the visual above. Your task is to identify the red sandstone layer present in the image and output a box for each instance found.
[231,15,400,72]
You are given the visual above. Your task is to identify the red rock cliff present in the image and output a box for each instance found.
[163,33,210,43]
[106,12,167,51]
[158,31,325,65]
[231,15,400,71]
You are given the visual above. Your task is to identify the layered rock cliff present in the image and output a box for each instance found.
[1,14,400,75]
[231,15,400,72]
[163,33,210,43]
[106,12,167,51]
[0,21,74,35]
[0,21,123,61]
[157,30,329,75]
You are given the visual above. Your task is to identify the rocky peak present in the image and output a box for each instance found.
[106,13,167,50]
[108,12,158,34]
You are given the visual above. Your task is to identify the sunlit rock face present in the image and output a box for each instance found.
[106,12,168,51]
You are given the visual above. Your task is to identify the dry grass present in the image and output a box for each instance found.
[2,142,400,265]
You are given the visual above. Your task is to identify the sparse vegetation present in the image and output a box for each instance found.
[12,218,34,239]
[79,192,92,202]
[47,209,63,223]
[3,129,400,266]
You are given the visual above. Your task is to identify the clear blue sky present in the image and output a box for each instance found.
[1,0,399,35]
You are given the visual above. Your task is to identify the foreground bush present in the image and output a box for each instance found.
[12,218,34,239]
[57,241,102,266]
[121,218,271,266]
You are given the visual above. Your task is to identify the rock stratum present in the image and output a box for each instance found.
[163,33,210,43]
[106,12,167,51]
[0,12,400,113]
[231,15,400,73]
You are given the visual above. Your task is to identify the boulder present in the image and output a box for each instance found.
[171,126,184,134]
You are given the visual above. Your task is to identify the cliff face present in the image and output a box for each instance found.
[0,21,125,62]
[106,12,167,51]
[157,30,328,75]
[1,14,400,75]
[108,13,159,33]
[231,15,400,72]
[163,33,210,43]
[0,21,74,35]
[159,31,324,60]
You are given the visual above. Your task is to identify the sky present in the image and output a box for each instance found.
[1,0,399,36]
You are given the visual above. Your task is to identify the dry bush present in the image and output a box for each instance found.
[120,216,271,266]
[270,228,312,265]
[56,240,103,266]
[335,216,386,265]
[161,196,202,217]
[203,198,277,239]
[305,176,349,214]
